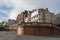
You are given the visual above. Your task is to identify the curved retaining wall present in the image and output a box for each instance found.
[17,26,60,36]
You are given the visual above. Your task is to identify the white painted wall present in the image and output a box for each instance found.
[31,10,38,17]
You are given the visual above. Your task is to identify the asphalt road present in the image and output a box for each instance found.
[0,31,60,40]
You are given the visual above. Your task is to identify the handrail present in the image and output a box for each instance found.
[53,25,60,31]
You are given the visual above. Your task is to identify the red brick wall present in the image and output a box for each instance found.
[21,26,60,36]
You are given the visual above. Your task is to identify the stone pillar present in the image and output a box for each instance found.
[17,26,24,35]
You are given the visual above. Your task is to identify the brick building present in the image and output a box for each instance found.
[16,10,33,23]
[17,10,28,22]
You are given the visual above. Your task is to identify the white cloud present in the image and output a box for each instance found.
[8,0,41,20]
[8,0,32,19]
[9,9,19,20]
[0,0,42,20]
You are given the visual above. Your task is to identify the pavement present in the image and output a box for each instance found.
[0,31,16,40]
[14,35,60,40]
[0,31,60,40]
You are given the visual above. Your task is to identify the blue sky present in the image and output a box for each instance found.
[0,0,60,22]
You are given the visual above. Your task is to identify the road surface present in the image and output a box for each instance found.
[0,31,60,40]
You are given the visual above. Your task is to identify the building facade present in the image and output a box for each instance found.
[54,14,60,25]
[7,19,18,26]
[16,8,55,24]
[16,10,30,23]
[25,8,55,23]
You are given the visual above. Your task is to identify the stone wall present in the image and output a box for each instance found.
[17,26,60,36]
